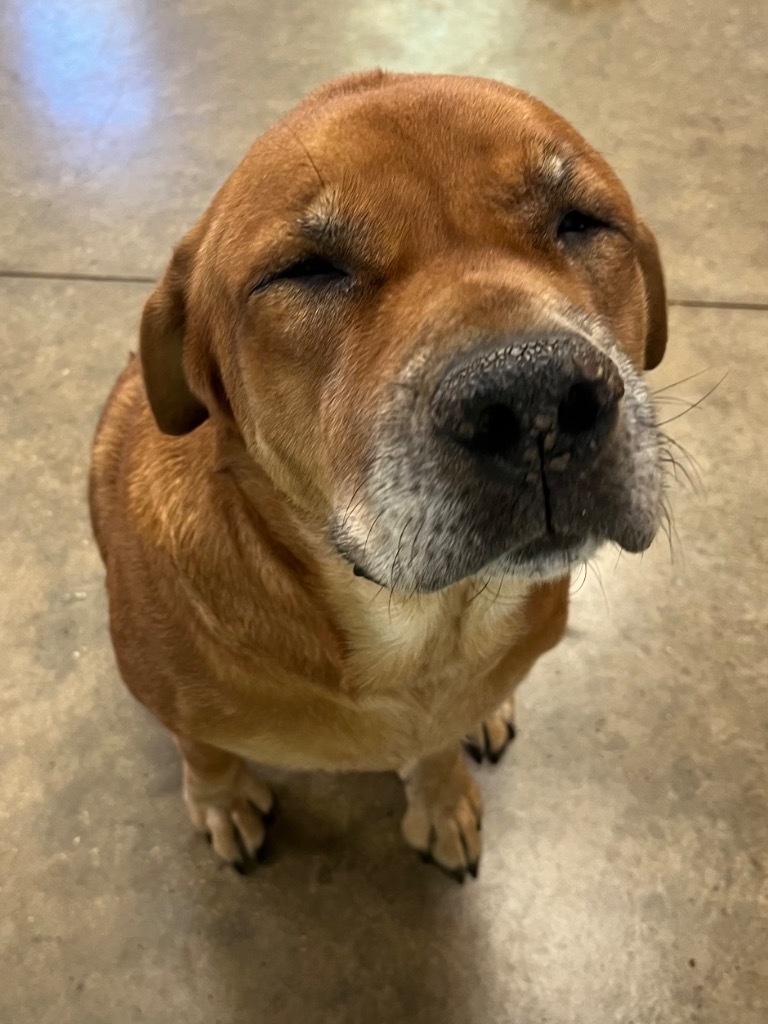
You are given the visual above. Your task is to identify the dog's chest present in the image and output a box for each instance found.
[335,576,529,755]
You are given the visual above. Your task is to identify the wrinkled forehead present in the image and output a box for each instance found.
[277,79,607,191]
[212,77,630,261]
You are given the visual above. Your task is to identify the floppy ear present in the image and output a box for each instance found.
[635,219,668,371]
[140,230,210,435]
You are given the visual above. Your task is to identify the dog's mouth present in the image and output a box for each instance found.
[508,532,595,565]
[343,530,597,590]
[494,532,601,580]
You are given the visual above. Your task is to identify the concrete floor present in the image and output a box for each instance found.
[1,1,766,1022]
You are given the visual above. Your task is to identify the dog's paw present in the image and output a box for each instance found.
[401,749,483,882]
[183,764,274,874]
[464,699,516,765]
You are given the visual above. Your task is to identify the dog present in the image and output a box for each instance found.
[89,71,667,880]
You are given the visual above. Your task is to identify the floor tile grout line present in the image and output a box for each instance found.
[2,268,768,312]
[667,298,768,311]
[0,269,156,285]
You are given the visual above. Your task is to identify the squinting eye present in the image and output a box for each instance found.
[557,209,611,239]
[270,255,350,287]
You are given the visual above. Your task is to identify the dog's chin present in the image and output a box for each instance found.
[343,534,602,593]
[488,535,601,582]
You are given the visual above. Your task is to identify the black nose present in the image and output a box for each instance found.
[431,335,625,474]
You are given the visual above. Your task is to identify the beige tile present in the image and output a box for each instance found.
[1,276,766,1022]
[1,0,766,300]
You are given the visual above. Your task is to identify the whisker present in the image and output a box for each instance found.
[570,561,589,595]
[287,129,326,190]
[658,510,674,564]
[660,452,698,491]
[408,518,426,571]
[467,572,493,605]
[362,509,386,564]
[389,517,413,599]
[340,481,367,532]
[652,366,716,396]
[657,373,727,427]
[654,394,705,408]
[492,569,507,608]
[662,431,700,459]
[664,502,684,566]
[590,559,610,615]
[661,431,702,465]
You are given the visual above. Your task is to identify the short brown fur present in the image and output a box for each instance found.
[90,72,666,876]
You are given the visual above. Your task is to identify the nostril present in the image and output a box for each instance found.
[558,381,605,436]
[462,402,521,457]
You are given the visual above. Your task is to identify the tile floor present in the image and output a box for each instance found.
[1,1,766,1022]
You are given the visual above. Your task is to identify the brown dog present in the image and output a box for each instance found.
[90,71,667,880]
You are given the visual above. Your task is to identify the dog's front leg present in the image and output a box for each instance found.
[176,735,274,873]
[399,746,483,882]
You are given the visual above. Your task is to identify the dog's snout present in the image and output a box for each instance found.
[431,336,625,473]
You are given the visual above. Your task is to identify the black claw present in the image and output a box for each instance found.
[468,861,480,879]
[255,835,273,864]
[249,798,276,824]
[204,831,212,846]
[233,828,251,868]
[487,722,517,764]
[465,721,517,766]
[446,866,466,884]
[418,850,467,884]
[464,741,484,764]
[482,722,491,758]
[231,860,247,876]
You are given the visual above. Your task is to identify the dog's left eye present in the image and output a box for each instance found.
[557,209,611,239]
[271,255,350,287]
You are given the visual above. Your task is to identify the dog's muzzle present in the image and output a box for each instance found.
[335,328,661,592]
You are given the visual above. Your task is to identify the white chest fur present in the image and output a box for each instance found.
[326,569,531,760]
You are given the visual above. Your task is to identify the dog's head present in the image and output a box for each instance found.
[140,72,667,592]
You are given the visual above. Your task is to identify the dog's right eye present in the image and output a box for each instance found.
[263,255,351,290]
[557,209,612,241]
